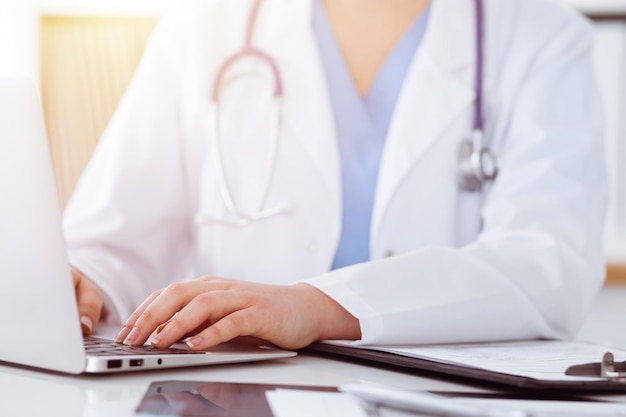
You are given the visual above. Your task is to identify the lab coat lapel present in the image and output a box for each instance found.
[256,0,342,212]
[372,0,476,234]
[255,0,477,235]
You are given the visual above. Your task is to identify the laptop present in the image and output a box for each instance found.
[0,77,296,374]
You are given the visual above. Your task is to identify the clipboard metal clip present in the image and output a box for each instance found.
[566,352,626,382]
[600,352,626,381]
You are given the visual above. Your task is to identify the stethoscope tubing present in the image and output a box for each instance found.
[473,0,485,133]
[198,0,496,226]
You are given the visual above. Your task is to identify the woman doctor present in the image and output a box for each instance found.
[65,0,607,351]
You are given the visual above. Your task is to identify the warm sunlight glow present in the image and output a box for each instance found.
[41,15,157,206]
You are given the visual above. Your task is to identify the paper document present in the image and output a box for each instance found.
[266,390,368,417]
[357,340,626,382]
[455,397,626,417]
[265,386,626,417]
[340,383,526,417]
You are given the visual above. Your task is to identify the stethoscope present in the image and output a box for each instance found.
[196,0,289,227]
[457,0,498,192]
[196,0,497,227]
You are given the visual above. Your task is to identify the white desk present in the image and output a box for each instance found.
[1,285,625,417]
[0,346,492,417]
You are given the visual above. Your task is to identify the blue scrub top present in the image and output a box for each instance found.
[312,1,430,269]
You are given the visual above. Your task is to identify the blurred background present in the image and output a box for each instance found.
[0,0,624,282]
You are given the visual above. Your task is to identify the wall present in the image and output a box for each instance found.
[40,16,158,206]
[0,0,39,80]
[593,21,626,265]
[37,0,167,15]
[556,0,626,15]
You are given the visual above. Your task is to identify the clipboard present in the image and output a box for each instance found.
[304,341,626,393]
[566,352,626,381]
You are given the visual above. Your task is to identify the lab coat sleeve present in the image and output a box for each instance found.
[63,7,192,323]
[304,12,608,345]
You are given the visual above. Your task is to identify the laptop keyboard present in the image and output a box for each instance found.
[84,336,205,356]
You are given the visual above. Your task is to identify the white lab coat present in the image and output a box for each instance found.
[64,0,607,345]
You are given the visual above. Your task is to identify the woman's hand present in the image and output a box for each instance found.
[72,267,104,335]
[114,277,361,350]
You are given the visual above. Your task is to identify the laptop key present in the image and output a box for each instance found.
[84,337,206,356]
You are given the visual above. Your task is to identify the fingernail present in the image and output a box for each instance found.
[115,326,131,343]
[123,326,140,345]
[80,316,94,334]
[186,336,203,349]
[150,329,165,346]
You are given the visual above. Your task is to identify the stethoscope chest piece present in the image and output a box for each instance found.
[457,131,498,192]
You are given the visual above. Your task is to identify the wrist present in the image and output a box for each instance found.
[294,283,361,343]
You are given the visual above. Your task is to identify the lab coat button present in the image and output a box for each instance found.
[384,250,395,258]
[307,241,319,253]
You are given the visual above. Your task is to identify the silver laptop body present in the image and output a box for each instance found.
[0,77,295,374]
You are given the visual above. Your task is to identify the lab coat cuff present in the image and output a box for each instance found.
[67,253,123,325]
[301,273,384,345]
